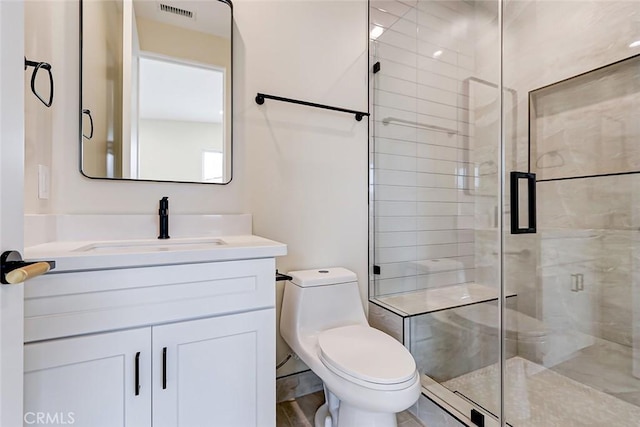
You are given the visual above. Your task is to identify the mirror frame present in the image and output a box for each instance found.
[79,0,233,185]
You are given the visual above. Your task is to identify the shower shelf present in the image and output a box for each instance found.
[529,53,640,182]
[371,283,516,318]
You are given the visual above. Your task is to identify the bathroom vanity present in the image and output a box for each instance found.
[23,232,286,427]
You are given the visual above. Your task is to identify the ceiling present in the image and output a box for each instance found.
[133,0,231,39]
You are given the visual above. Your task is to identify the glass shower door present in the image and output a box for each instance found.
[369,0,504,424]
[502,1,640,425]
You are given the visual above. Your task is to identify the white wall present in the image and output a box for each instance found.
[24,0,369,378]
[138,119,223,182]
[136,17,231,71]
[234,0,369,376]
[24,1,57,215]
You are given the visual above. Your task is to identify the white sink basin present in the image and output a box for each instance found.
[74,238,226,253]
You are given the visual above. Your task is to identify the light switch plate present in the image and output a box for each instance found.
[38,164,50,199]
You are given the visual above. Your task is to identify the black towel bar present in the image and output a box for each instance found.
[256,93,369,121]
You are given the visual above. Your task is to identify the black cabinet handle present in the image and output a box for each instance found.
[82,109,93,140]
[162,347,167,390]
[510,171,537,234]
[134,352,140,396]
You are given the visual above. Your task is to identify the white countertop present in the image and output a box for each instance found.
[25,235,287,273]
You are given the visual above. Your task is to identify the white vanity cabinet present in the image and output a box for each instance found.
[152,310,274,427]
[23,254,281,427]
[24,328,152,427]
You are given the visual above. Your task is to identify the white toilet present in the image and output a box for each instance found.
[280,268,421,427]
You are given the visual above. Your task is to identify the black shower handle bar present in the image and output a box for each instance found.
[24,57,54,108]
[255,93,369,121]
[82,109,94,140]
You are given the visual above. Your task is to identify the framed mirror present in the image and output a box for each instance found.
[80,0,232,184]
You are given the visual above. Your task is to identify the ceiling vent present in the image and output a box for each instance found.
[159,3,194,19]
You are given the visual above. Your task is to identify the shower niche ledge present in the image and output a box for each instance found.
[530,53,640,182]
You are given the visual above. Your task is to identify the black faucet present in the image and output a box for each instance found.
[158,197,170,239]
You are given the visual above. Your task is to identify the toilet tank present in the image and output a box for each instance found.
[280,268,367,342]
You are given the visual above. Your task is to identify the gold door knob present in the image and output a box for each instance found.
[1,251,56,284]
[5,262,51,284]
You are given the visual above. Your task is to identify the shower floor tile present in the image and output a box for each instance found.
[552,338,640,407]
[442,356,640,426]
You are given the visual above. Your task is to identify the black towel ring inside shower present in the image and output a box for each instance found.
[24,57,54,107]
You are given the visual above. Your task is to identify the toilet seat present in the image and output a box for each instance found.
[318,325,417,391]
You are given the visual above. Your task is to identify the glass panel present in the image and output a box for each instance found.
[369,0,502,422]
[503,0,640,425]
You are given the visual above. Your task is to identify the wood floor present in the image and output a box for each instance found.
[276,391,425,427]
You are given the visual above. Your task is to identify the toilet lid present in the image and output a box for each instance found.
[318,325,416,385]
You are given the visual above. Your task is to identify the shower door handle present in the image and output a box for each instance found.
[510,171,537,234]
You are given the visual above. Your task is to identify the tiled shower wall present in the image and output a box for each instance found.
[370,0,478,297]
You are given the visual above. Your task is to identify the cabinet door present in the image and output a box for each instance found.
[24,328,151,427]
[153,309,275,427]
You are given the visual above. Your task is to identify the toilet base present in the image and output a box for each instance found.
[314,403,330,427]
[314,402,398,427]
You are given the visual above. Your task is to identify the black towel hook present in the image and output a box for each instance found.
[24,57,54,108]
